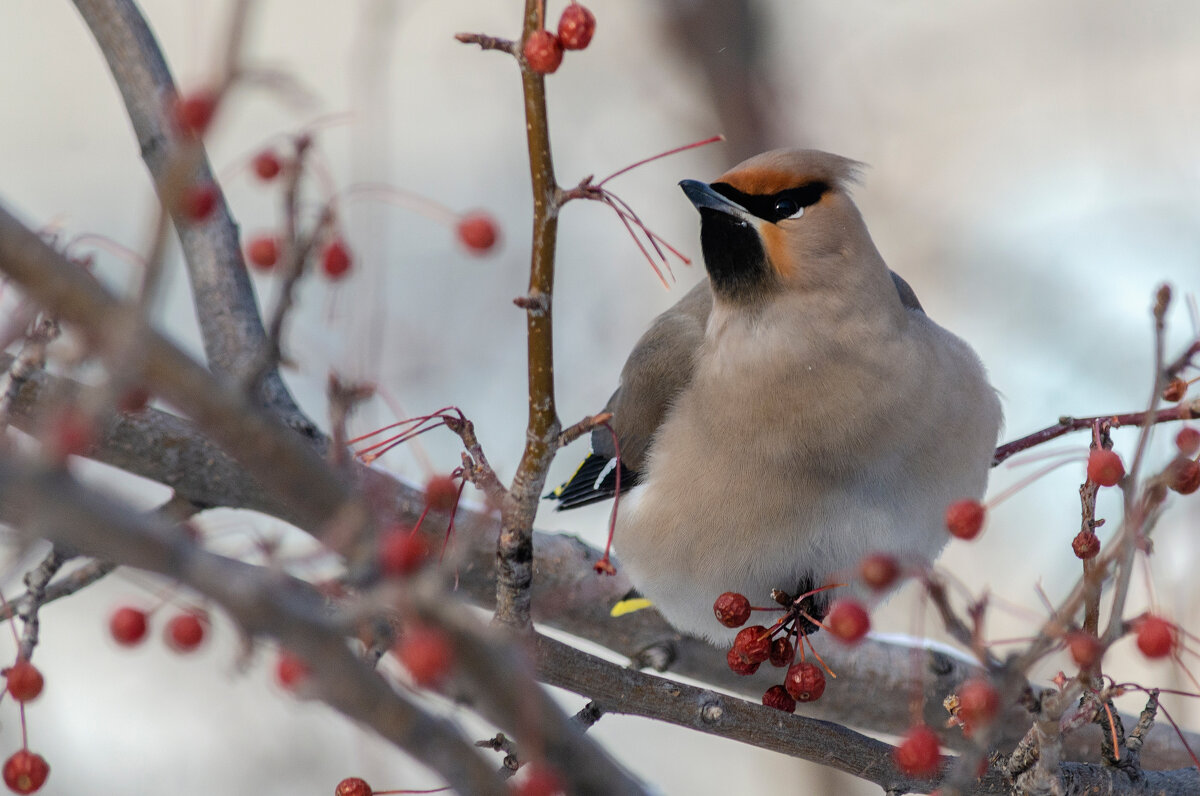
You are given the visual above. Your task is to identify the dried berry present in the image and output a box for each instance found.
[730,626,771,665]
[523,30,564,74]
[1136,615,1176,659]
[725,646,760,676]
[2,750,49,794]
[957,678,1000,727]
[1177,427,1200,457]
[4,661,43,703]
[894,724,941,778]
[1087,449,1125,487]
[762,684,796,713]
[246,234,280,269]
[396,626,454,688]
[1163,377,1188,402]
[945,499,986,540]
[335,777,372,796]
[826,600,870,644]
[859,553,900,590]
[713,592,751,628]
[1071,531,1100,559]
[557,3,596,50]
[1168,457,1200,495]
[457,212,499,253]
[252,150,282,181]
[784,661,826,702]
[768,636,794,668]
[110,606,149,646]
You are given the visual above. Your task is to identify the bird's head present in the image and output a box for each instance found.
[681,149,886,306]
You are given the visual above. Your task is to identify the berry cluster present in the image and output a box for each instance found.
[1,658,49,794]
[109,605,208,653]
[522,3,596,74]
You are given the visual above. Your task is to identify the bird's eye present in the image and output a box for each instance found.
[774,197,803,220]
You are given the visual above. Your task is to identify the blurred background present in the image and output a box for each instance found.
[2,0,1200,793]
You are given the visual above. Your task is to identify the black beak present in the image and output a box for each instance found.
[679,180,752,221]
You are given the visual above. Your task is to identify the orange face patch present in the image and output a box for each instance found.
[758,223,798,281]
[714,167,803,198]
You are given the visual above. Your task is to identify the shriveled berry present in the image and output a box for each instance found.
[730,626,771,665]
[173,89,218,136]
[762,684,796,713]
[1136,615,1176,659]
[252,150,282,181]
[523,30,564,74]
[1065,632,1104,668]
[713,592,751,628]
[110,606,149,646]
[515,762,565,796]
[322,238,353,279]
[1072,531,1100,559]
[457,212,499,253]
[1168,457,1200,495]
[1087,449,1125,487]
[396,626,453,688]
[165,611,207,652]
[768,636,794,668]
[1163,377,1188,402]
[2,750,49,794]
[945,499,985,540]
[725,647,760,676]
[957,678,1000,727]
[424,474,460,512]
[246,234,280,269]
[335,777,372,796]
[859,553,900,590]
[557,3,596,50]
[826,600,870,644]
[378,527,429,576]
[275,651,308,690]
[784,661,826,702]
[180,182,218,221]
[894,724,941,778]
[4,661,43,702]
[1177,427,1200,457]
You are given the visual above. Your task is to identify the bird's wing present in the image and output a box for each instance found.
[889,270,925,314]
[550,279,713,510]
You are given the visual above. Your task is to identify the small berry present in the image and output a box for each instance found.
[252,150,282,181]
[246,235,280,269]
[762,684,796,713]
[713,592,751,628]
[2,750,49,794]
[826,600,870,644]
[894,724,941,778]
[516,763,565,796]
[1087,449,1125,487]
[1163,377,1188,402]
[783,661,826,702]
[4,661,43,702]
[47,407,94,461]
[1177,427,1200,457]
[1168,457,1200,495]
[165,611,207,652]
[110,606,149,646]
[275,651,308,690]
[118,386,151,414]
[557,3,596,50]
[725,647,760,676]
[1065,632,1104,668]
[378,527,429,576]
[945,499,985,540]
[335,777,372,796]
[1071,531,1100,559]
[768,636,794,668]
[396,626,454,688]
[1136,615,1176,659]
[321,238,353,280]
[957,678,1000,727]
[523,30,564,74]
[173,89,218,136]
[457,212,499,253]
[730,626,771,666]
[424,474,460,512]
[859,553,900,590]
[180,182,218,222]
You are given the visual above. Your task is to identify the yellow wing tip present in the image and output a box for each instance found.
[610,597,654,618]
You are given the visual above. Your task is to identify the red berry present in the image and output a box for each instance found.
[165,611,207,652]
[322,238,353,279]
[2,750,48,794]
[1136,615,1176,659]
[335,777,372,796]
[1168,457,1200,495]
[515,763,565,796]
[557,3,596,50]
[1071,531,1100,559]
[396,626,454,688]
[1177,427,1200,457]
[725,646,760,676]
[826,600,870,644]
[730,626,771,666]
[1163,377,1188,402]
[109,606,149,646]
[4,661,43,703]
[768,636,794,668]
[246,234,280,269]
[118,386,151,414]
[47,407,94,461]
[945,499,986,540]
[523,30,564,74]
[457,212,499,253]
[275,651,308,690]
[762,684,796,713]
[173,89,218,136]
[378,527,429,576]
[1065,632,1103,668]
[783,661,826,702]
[1087,449,1125,487]
[252,150,282,181]
[713,592,751,628]
[957,678,1000,727]
[859,553,900,591]
[894,724,941,778]
[424,474,460,512]
[180,182,218,222]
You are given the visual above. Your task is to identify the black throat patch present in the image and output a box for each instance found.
[698,208,774,303]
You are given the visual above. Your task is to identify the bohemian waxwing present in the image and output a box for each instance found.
[552,149,1002,644]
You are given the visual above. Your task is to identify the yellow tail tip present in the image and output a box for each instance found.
[610,597,654,618]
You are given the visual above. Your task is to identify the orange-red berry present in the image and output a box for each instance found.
[110,606,149,646]
[1087,449,1125,487]
[713,592,751,628]
[1071,531,1100,559]
[945,499,986,540]
[180,182,218,222]
[246,234,280,269]
[396,626,453,688]
[859,553,900,590]
[173,89,218,136]
[165,611,207,653]
[515,763,566,796]
[424,474,460,512]
[1177,426,1200,457]
[557,3,596,50]
[1163,377,1188,402]
[762,684,796,713]
[335,777,372,796]
[275,651,308,690]
[957,678,1000,727]
[784,661,826,702]
[4,660,43,703]
[457,212,499,253]
[894,724,941,778]
[378,527,429,576]
[1065,631,1103,668]
[523,30,564,74]
[2,750,49,794]
[826,600,870,644]
[252,150,282,181]
[322,238,353,280]
[1136,615,1176,659]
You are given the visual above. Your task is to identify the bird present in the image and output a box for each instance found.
[550,148,1002,644]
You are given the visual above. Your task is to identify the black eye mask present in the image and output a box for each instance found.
[709,181,830,224]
